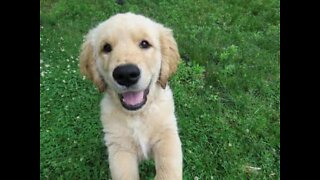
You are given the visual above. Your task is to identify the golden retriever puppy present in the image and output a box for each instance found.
[79,12,182,180]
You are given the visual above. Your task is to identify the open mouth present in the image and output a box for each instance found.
[119,88,150,111]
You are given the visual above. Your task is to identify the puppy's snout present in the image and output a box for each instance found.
[113,64,141,87]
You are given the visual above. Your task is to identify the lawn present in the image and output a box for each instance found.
[40,0,280,179]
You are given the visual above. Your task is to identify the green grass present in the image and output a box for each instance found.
[40,0,280,179]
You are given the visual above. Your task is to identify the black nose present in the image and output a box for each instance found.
[113,64,141,87]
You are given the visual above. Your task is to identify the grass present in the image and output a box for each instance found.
[40,0,280,179]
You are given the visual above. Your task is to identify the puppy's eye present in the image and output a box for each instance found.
[102,43,112,53]
[139,40,151,49]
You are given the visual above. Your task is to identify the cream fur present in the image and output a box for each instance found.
[79,12,182,180]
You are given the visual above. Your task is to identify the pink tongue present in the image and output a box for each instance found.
[122,91,144,106]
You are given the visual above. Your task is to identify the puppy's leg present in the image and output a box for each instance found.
[153,131,183,180]
[108,147,139,180]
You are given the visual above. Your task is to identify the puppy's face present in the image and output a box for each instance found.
[80,13,180,111]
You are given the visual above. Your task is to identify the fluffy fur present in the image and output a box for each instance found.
[79,12,182,180]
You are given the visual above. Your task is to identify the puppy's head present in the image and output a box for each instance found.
[79,12,180,111]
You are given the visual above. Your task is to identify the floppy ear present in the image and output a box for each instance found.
[79,33,106,92]
[158,27,180,89]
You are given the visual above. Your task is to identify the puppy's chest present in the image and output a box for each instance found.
[128,119,151,160]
